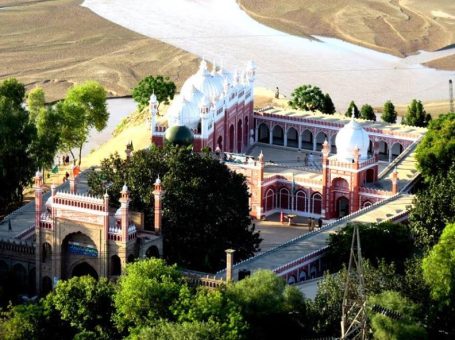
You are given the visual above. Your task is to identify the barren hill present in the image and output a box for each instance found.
[239,0,455,68]
[0,0,199,101]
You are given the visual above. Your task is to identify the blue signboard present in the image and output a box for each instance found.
[68,242,98,257]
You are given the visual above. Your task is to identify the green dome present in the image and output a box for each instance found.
[164,125,194,146]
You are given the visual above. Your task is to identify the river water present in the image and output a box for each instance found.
[82,0,455,110]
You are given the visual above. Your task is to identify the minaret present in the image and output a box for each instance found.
[150,92,158,136]
[34,171,43,233]
[351,146,361,213]
[34,171,43,293]
[119,184,129,242]
[246,60,256,89]
[391,167,399,194]
[321,140,330,218]
[256,151,265,219]
[152,177,164,234]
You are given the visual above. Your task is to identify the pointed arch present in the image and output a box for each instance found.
[311,192,322,215]
[279,187,290,210]
[258,123,269,143]
[264,188,275,211]
[295,190,307,212]
[272,125,284,145]
[301,129,313,150]
[286,127,298,148]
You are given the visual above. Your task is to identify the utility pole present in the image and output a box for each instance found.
[449,79,454,113]
[341,224,367,339]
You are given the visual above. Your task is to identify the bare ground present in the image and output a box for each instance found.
[0,0,200,101]
[238,0,455,64]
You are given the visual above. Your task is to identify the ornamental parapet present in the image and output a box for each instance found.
[262,174,322,187]
[359,187,393,197]
[54,192,105,211]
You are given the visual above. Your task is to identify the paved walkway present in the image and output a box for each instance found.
[217,193,414,279]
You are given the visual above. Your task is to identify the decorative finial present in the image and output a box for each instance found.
[122,183,128,192]
[155,175,161,185]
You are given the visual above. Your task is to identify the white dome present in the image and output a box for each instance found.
[181,84,204,104]
[335,117,370,162]
[167,96,200,129]
[192,71,223,100]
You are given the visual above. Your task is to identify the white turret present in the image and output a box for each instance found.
[149,92,158,132]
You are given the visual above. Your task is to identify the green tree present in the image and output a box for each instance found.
[114,258,185,332]
[88,146,261,272]
[402,99,431,127]
[381,100,397,123]
[0,95,37,213]
[172,286,247,339]
[409,165,455,249]
[326,222,415,271]
[321,93,336,114]
[226,270,309,339]
[360,104,376,121]
[45,276,116,338]
[32,106,61,170]
[345,100,360,118]
[132,75,176,110]
[59,81,108,165]
[0,78,26,108]
[288,84,325,112]
[367,291,427,340]
[422,223,455,305]
[130,320,225,340]
[0,304,44,340]
[26,87,46,121]
[415,112,455,179]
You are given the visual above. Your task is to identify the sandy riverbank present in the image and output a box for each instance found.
[0,0,199,101]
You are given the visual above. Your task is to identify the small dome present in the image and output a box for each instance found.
[155,177,161,185]
[165,125,194,147]
[35,170,42,178]
[181,84,203,104]
[122,184,128,192]
[335,117,370,162]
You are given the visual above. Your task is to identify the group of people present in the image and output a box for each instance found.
[308,217,323,231]
[59,155,71,166]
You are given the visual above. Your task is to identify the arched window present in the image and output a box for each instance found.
[229,124,235,152]
[311,193,322,215]
[279,188,290,210]
[258,123,269,143]
[301,129,313,150]
[315,132,327,151]
[244,117,249,146]
[391,143,403,160]
[272,125,284,146]
[42,242,52,263]
[264,189,275,211]
[237,119,243,153]
[295,190,307,212]
[363,201,372,208]
[378,141,388,161]
[286,127,298,148]
[146,246,160,258]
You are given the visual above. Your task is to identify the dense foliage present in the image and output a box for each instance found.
[326,222,415,271]
[57,81,108,165]
[402,99,431,127]
[0,260,311,340]
[360,104,376,121]
[381,100,397,123]
[132,75,176,110]
[415,112,455,180]
[289,84,335,114]
[88,145,261,272]
[0,79,59,215]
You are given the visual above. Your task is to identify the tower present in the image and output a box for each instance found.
[119,184,129,244]
[341,224,367,339]
[150,92,158,134]
[34,171,43,292]
[152,177,164,234]
[321,140,330,217]
[199,96,210,140]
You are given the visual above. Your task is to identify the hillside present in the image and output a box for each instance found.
[238,0,455,68]
[0,0,199,101]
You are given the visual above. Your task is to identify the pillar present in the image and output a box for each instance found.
[388,144,393,163]
[119,185,129,243]
[313,136,317,151]
[391,167,399,194]
[225,249,235,282]
[153,177,165,234]
[298,132,302,150]
[269,127,273,145]
[103,193,110,276]
[256,151,265,219]
[351,147,361,213]
[34,171,43,293]
[284,130,288,147]
[321,140,330,219]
